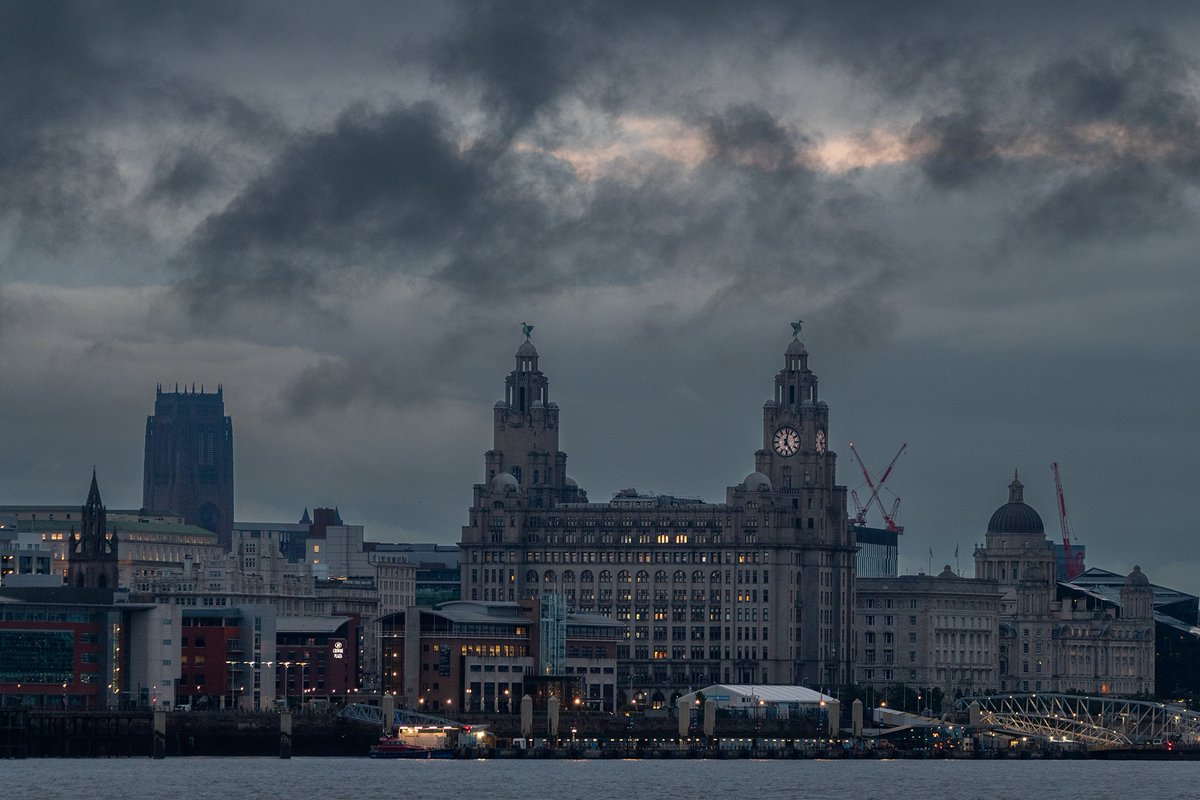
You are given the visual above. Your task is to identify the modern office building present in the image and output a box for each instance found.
[377,599,623,713]
[0,585,180,710]
[854,525,899,578]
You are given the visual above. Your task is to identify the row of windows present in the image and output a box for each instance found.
[524,568,770,584]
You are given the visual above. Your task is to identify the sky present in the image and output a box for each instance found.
[3,1,1200,590]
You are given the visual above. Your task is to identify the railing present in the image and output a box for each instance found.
[958,693,1200,749]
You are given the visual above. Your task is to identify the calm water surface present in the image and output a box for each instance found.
[6,757,1200,800]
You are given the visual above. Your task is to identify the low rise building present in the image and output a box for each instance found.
[377,599,623,714]
[0,586,180,710]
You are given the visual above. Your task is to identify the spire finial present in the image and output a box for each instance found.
[522,322,534,341]
[1008,470,1024,502]
[791,319,803,339]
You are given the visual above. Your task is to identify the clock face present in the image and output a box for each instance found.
[773,427,800,457]
[815,429,827,455]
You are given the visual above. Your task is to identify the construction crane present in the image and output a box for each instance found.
[1051,462,1086,580]
[848,442,907,533]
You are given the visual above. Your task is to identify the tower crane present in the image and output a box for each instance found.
[1051,462,1086,580]
[848,442,907,533]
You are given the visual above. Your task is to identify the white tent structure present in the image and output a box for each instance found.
[678,684,835,718]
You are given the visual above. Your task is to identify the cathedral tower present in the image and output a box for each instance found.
[67,471,119,590]
[142,384,235,548]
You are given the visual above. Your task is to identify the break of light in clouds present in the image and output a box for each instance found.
[3,1,1200,591]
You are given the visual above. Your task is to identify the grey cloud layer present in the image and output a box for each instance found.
[4,1,1200,588]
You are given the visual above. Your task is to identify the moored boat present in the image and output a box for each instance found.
[370,736,456,759]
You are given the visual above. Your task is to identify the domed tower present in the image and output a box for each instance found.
[480,325,582,507]
[67,470,119,590]
[974,471,1055,593]
[1120,566,1154,620]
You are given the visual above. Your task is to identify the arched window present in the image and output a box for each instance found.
[526,570,539,584]
[654,570,668,583]
[562,570,575,583]
[636,570,650,583]
[673,570,687,583]
[618,570,632,583]
[544,571,557,583]
[581,570,594,583]
[710,570,722,583]
[600,570,612,583]
[692,570,704,583]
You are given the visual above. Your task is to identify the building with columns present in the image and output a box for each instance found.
[855,567,1001,700]
[974,473,1155,696]
[459,326,856,702]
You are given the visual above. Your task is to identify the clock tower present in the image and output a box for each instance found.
[755,324,833,492]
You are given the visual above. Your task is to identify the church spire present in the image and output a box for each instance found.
[86,467,102,508]
[69,470,118,591]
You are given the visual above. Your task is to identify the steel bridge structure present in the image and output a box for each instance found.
[338,703,466,730]
[959,693,1200,749]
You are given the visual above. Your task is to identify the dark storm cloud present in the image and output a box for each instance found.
[172,93,894,412]
[142,148,223,207]
[7,0,1200,582]
[0,0,273,256]
[1014,164,1186,247]
[703,104,809,173]
[864,25,1200,254]
[176,102,478,317]
[282,355,444,416]
[908,112,1009,189]
[427,2,596,142]
[175,94,886,314]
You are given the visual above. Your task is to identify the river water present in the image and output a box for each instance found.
[5,757,1200,799]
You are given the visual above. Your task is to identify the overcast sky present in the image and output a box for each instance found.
[3,1,1200,590]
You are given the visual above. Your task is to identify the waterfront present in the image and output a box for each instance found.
[5,758,1200,800]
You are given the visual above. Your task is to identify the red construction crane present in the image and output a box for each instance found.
[1051,462,1086,580]
[848,442,907,533]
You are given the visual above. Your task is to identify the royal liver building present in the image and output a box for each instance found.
[459,325,856,701]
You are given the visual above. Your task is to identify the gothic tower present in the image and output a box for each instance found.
[142,384,235,549]
[67,471,119,590]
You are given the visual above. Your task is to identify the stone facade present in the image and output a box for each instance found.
[460,330,856,699]
[66,472,119,591]
[974,474,1155,696]
[855,568,1001,698]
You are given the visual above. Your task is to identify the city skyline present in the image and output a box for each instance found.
[2,3,1199,591]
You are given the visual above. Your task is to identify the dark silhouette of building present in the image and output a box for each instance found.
[67,471,119,590]
[142,384,235,549]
